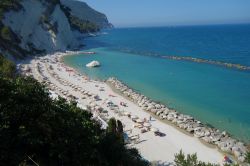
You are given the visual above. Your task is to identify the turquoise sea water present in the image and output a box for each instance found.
[64,25,250,142]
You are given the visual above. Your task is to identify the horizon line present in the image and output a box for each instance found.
[112,22,250,29]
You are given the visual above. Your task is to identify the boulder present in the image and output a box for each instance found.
[86,61,101,68]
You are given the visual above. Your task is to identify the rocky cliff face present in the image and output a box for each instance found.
[0,0,111,58]
[61,0,112,29]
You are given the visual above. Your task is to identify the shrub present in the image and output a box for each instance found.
[1,26,11,41]
[0,55,148,166]
[0,54,15,77]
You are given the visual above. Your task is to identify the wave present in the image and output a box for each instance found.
[111,47,250,71]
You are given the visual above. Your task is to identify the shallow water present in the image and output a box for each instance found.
[64,25,250,142]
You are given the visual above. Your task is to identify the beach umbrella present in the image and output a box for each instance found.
[136,119,144,123]
[143,122,151,127]
[151,127,159,132]
[123,111,131,116]
[131,115,139,119]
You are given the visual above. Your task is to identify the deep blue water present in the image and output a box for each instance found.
[64,24,250,142]
[86,24,250,66]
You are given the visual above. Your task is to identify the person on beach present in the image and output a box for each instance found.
[149,116,152,121]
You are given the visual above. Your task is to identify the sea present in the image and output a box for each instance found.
[63,24,250,142]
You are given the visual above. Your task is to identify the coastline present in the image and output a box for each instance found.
[18,51,248,164]
[106,77,248,160]
[106,77,250,157]
[107,80,218,149]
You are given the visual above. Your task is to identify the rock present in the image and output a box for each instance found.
[221,146,231,153]
[3,0,111,55]
[222,131,227,136]
[202,136,212,143]
[150,109,158,114]
[107,77,249,163]
[187,127,194,133]
[237,155,245,162]
[156,110,163,116]
[86,61,101,68]
[233,149,242,158]
[211,133,223,142]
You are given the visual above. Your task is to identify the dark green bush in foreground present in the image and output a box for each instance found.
[174,150,219,166]
[0,54,15,77]
[0,56,148,166]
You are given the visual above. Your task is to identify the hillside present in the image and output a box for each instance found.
[0,54,149,166]
[0,0,112,59]
[61,0,113,29]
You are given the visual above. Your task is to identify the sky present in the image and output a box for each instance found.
[82,0,250,27]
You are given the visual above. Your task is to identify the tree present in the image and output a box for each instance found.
[117,120,123,134]
[107,117,117,134]
[174,150,219,166]
[0,54,16,77]
[0,0,21,19]
[0,55,148,166]
[1,26,11,41]
[245,152,250,164]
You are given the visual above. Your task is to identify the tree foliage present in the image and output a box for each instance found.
[174,150,219,166]
[69,15,100,33]
[107,117,117,133]
[60,4,100,33]
[245,152,250,164]
[117,120,124,134]
[0,0,21,19]
[1,26,11,41]
[0,54,15,77]
[174,150,247,166]
[0,56,148,166]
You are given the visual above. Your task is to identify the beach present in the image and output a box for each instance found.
[18,51,248,165]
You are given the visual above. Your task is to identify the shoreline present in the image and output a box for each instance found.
[106,77,248,162]
[18,51,248,164]
[108,81,218,149]
[63,51,248,163]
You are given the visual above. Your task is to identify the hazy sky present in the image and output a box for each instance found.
[82,0,250,27]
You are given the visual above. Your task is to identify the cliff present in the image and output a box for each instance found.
[61,0,113,29]
[0,0,112,59]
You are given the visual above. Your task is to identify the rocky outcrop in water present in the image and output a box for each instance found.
[162,56,250,71]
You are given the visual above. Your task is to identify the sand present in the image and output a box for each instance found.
[18,52,224,165]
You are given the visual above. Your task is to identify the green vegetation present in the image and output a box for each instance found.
[60,4,100,33]
[69,15,100,33]
[1,56,249,165]
[1,26,11,40]
[0,56,148,166]
[0,0,21,19]
[0,54,15,77]
[0,24,28,58]
[245,152,250,163]
[174,150,219,166]
[0,1,27,58]
[174,150,250,166]
[46,0,60,5]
